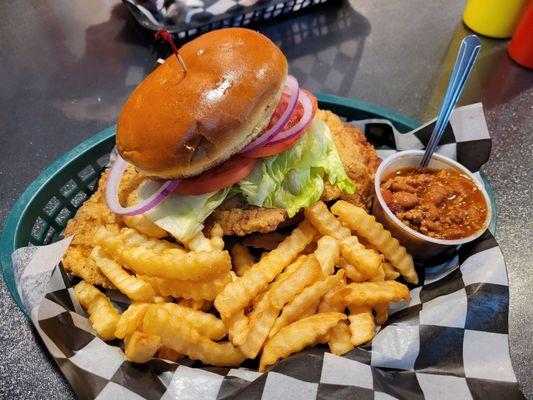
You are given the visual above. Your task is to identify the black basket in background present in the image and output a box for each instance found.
[123,0,335,39]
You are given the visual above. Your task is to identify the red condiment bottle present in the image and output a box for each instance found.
[508,2,533,69]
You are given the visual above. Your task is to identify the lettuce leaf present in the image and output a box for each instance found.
[139,181,230,242]
[238,117,355,217]
[140,117,354,241]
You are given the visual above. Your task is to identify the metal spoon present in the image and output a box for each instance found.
[419,35,481,168]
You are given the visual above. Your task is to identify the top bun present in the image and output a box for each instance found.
[116,28,288,179]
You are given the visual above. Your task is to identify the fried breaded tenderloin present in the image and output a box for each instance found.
[62,166,145,288]
[205,196,300,237]
[317,109,381,208]
[206,110,381,236]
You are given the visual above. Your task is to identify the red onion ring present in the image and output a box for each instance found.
[240,75,299,153]
[268,89,314,145]
[105,155,180,216]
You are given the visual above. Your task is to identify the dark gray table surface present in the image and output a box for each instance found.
[0,0,531,398]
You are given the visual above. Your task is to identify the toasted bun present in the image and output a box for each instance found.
[116,28,288,179]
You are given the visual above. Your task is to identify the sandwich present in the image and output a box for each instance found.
[63,28,380,286]
[112,27,380,238]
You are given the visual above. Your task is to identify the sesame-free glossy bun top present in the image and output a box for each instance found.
[116,28,288,179]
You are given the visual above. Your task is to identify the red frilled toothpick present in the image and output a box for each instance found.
[155,30,187,74]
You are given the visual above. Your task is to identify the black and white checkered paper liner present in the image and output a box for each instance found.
[11,103,525,399]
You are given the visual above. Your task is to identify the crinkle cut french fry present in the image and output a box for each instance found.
[382,262,400,280]
[304,201,351,240]
[231,243,255,277]
[339,236,383,278]
[96,227,230,281]
[238,256,321,359]
[269,271,345,338]
[125,331,161,363]
[369,263,386,282]
[162,303,226,341]
[143,306,245,367]
[139,273,231,301]
[210,223,225,251]
[115,303,150,339]
[347,305,375,346]
[300,299,320,319]
[318,278,346,313]
[91,246,156,302]
[235,256,298,358]
[267,255,322,309]
[275,255,306,283]
[238,305,279,359]
[120,228,183,253]
[242,232,287,250]
[268,257,315,296]
[331,201,418,284]
[74,281,120,340]
[314,235,340,277]
[373,303,389,325]
[214,220,316,320]
[259,312,347,371]
[185,231,213,252]
[332,281,410,308]
[328,320,354,355]
[89,299,120,340]
[337,257,367,283]
[224,310,249,347]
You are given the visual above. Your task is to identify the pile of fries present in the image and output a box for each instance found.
[73,199,418,371]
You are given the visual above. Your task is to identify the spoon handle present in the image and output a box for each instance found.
[419,35,481,168]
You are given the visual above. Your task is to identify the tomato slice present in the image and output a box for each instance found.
[174,156,258,196]
[244,126,307,158]
[264,90,292,131]
[246,89,318,158]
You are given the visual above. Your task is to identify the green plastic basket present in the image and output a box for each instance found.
[0,94,423,314]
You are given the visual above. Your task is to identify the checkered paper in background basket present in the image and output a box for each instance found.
[11,104,525,399]
[123,0,330,39]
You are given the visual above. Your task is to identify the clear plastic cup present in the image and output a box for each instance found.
[372,150,492,263]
